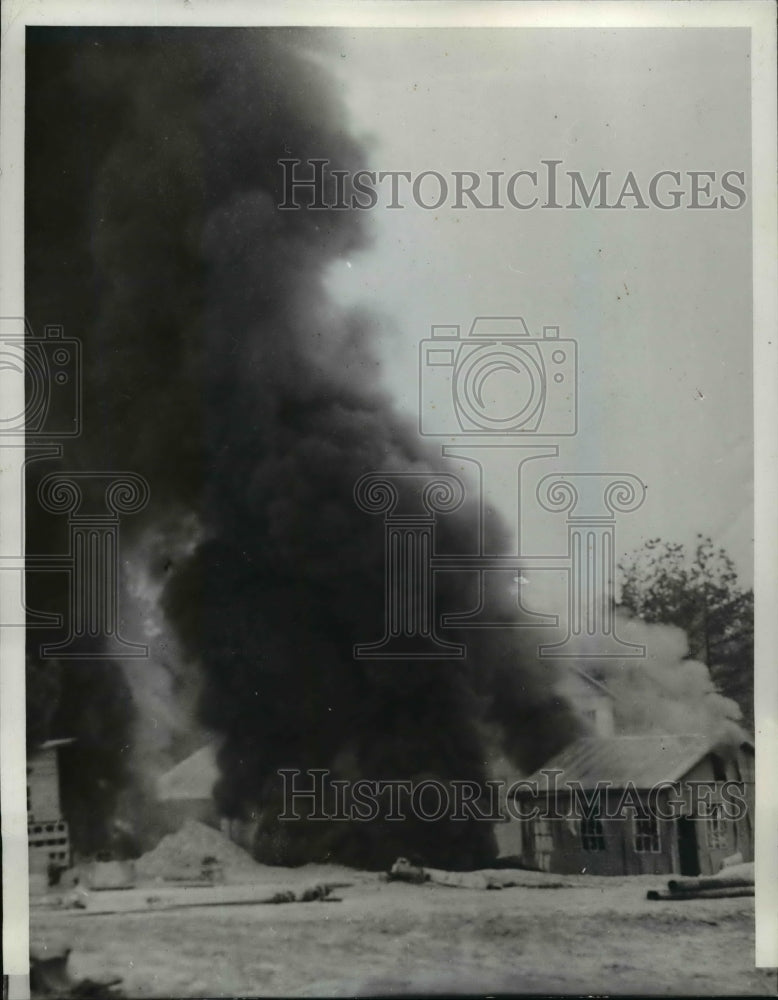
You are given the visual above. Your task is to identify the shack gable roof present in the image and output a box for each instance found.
[566,666,615,700]
[157,743,219,802]
[520,734,736,792]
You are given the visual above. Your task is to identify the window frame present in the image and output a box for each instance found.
[581,815,606,852]
[706,805,728,849]
[633,812,661,853]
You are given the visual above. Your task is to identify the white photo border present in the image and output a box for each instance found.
[1,0,775,983]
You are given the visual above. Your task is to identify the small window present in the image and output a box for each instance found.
[45,824,54,833]
[581,817,605,851]
[634,814,661,853]
[706,806,727,849]
[533,818,554,871]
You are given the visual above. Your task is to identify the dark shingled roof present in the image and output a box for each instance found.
[519,734,724,792]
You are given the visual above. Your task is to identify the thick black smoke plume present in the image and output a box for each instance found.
[26,28,581,867]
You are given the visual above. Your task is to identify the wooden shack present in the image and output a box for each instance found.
[504,734,754,877]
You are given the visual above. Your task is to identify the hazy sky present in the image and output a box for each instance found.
[318,27,753,584]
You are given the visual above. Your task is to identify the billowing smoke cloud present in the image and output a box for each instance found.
[26,28,581,867]
[512,568,745,746]
[594,612,745,742]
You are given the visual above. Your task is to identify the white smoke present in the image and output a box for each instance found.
[511,569,745,744]
[598,611,744,742]
[119,511,205,776]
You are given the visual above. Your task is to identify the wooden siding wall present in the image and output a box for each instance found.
[678,751,754,873]
[515,749,755,876]
[518,796,675,876]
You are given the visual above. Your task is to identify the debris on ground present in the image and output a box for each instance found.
[30,861,760,996]
[647,862,754,901]
[647,885,755,901]
[71,880,353,915]
[387,857,572,890]
[135,820,259,883]
[298,882,351,902]
[30,942,123,998]
[713,860,754,882]
[81,860,137,891]
[387,858,429,884]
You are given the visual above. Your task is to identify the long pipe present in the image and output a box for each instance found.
[647,885,754,901]
[667,874,754,893]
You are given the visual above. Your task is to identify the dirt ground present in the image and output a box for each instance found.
[31,863,776,998]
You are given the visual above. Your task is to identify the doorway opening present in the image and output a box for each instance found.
[677,816,700,876]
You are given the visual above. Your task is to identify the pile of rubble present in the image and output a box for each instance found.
[135,819,260,883]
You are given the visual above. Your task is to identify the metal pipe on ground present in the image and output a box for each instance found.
[667,874,754,894]
[647,885,755,901]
